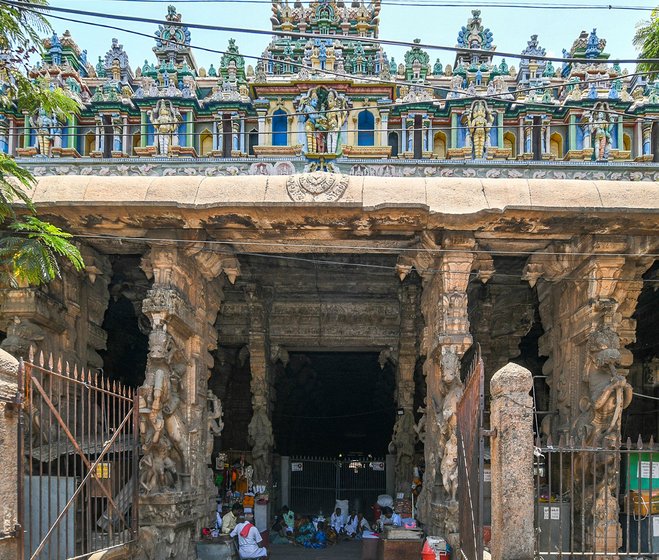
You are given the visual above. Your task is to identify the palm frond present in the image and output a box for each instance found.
[0,153,36,219]
[0,217,85,286]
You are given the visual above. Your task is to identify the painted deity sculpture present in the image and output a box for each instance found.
[111,113,123,152]
[148,99,182,155]
[298,86,349,155]
[31,108,54,156]
[590,104,613,161]
[466,100,494,159]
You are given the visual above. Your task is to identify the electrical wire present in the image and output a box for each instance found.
[3,7,658,141]
[5,0,656,118]
[51,232,659,284]
[633,392,659,401]
[4,0,659,65]
[52,0,657,10]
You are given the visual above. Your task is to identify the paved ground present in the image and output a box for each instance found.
[269,541,362,559]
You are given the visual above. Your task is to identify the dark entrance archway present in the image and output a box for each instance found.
[273,352,395,516]
[273,351,395,457]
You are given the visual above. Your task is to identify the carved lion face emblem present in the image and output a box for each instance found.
[286,172,349,202]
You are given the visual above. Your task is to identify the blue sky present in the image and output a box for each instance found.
[47,0,656,73]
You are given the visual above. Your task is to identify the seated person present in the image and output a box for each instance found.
[230,515,268,559]
[330,507,346,534]
[281,506,295,534]
[376,506,402,532]
[346,512,371,538]
[304,521,328,549]
[221,503,243,535]
[270,515,289,544]
[294,516,316,546]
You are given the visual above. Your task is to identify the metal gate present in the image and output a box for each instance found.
[17,350,139,560]
[457,345,485,560]
[289,456,387,517]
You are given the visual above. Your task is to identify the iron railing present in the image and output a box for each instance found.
[534,435,659,558]
[17,350,139,560]
[457,345,485,560]
[289,456,387,518]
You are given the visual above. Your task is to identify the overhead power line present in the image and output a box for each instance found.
[64,234,659,284]
[52,0,657,9]
[8,4,659,134]
[3,0,659,65]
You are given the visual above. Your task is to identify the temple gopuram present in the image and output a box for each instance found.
[0,2,658,560]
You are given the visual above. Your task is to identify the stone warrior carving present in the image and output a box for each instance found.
[138,323,189,494]
[466,99,494,159]
[297,86,349,155]
[389,408,417,491]
[207,390,224,459]
[437,348,463,504]
[573,326,633,448]
[247,393,274,486]
[148,99,182,155]
[572,325,633,554]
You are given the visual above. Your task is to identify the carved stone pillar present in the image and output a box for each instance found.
[523,236,656,558]
[245,284,275,490]
[0,245,111,369]
[405,234,475,542]
[136,242,239,560]
[390,280,419,494]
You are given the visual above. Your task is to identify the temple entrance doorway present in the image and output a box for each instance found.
[273,351,395,516]
[273,352,395,457]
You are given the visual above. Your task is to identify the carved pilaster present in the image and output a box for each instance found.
[245,284,275,489]
[524,236,656,558]
[137,242,236,560]
[411,233,475,540]
[390,280,419,494]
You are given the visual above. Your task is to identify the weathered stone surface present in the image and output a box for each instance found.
[30,176,659,215]
[0,349,19,560]
[490,362,534,560]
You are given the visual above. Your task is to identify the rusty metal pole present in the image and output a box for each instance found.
[16,358,25,560]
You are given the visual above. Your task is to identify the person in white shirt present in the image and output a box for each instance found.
[376,507,402,531]
[330,507,346,534]
[230,517,268,559]
[346,512,371,538]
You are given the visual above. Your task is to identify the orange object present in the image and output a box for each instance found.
[629,490,659,516]
[422,553,447,560]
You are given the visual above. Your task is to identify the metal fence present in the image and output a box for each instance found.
[457,345,485,560]
[18,350,139,560]
[289,456,387,517]
[534,436,659,558]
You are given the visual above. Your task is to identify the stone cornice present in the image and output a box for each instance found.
[19,158,659,182]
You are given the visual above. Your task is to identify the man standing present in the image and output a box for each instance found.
[221,503,243,535]
[231,516,269,559]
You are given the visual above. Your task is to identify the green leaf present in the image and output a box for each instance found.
[0,152,36,219]
[0,217,84,285]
